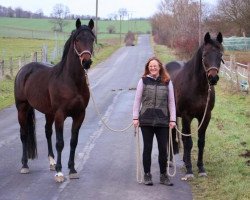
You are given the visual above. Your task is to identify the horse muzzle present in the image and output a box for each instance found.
[208,74,219,85]
[207,67,219,85]
[77,50,93,69]
[82,59,93,70]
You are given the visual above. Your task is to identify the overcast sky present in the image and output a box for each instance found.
[0,0,217,18]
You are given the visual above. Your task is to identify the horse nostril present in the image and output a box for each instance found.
[208,75,219,85]
[82,59,93,70]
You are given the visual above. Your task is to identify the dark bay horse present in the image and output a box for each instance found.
[14,18,95,182]
[166,32,223,179]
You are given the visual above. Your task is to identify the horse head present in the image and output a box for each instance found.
[202,32,223,85]
[73,18,95,70]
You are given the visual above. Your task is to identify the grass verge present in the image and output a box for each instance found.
[191,81,250,200]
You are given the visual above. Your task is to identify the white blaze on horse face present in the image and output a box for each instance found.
[148,60,160,78]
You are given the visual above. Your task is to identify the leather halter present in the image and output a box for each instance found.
[74,43,92,57]
[72,26,95,67]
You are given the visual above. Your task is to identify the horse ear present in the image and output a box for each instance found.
[217,32,223,43]
[76,18,81,29]
[88,19,94,30]
[204,32,211,44]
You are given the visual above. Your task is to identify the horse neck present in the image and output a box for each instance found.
[63,43,85,81]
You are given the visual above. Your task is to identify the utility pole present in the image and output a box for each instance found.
[199,0,202,46]
[120,14,122,45]
[95,0,98,44]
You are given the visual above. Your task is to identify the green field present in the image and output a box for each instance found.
[0,17,151,76]
[0,17,151,40]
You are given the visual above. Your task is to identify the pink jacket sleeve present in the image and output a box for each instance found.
[168,81,176,122]
[133,79,143,119]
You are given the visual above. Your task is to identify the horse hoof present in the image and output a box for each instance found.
[54,172,65,183]
[50,164,56,171]
[181,174,194,181]
[198,172,207,177]
[69,173,79,179]
[49,156,56,171]
[20,168,30,174]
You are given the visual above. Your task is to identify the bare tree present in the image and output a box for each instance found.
[15,7,23,18]
[151,0,200,57]
[217,0,250,36]
[118,8,128,19]
[50,4,70,32]
[35,9,44,18]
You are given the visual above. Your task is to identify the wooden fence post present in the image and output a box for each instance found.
[248,63,250,89]
[235,63,239,91]
[23,55,26,66]
[10,57,13,78]
[18,58,22,70]
[229,55,235,90]
[33,52,37,62]
[0,60,3,80]
[1,60,4,79]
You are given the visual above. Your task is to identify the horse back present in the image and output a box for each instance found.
[165,60,215,118]
[165,61,185,80]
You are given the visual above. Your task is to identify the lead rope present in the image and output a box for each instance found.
[85,73,133,132]
[167,127,177,177]
[135,127,143,183]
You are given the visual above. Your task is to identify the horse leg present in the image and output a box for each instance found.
[181,116,194,179]
[68,113,85,179]
[197,112,211,177]
[19,108,29,173]
[17,103,37,174]
[45,114,56,171]
[54,111,65,182]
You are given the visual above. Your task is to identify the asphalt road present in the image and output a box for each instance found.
[0,35,192,200]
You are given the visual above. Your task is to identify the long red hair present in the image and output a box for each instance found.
[142,57,170,83]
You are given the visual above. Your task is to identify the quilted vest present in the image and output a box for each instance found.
[139,76,169,127]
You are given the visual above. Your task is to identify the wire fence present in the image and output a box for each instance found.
[220,55,250,94]
[0,45,63,80]
[223,37,250,51]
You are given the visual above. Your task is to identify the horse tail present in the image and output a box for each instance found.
[27,107,38,159]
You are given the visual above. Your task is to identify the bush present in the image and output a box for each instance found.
[124,31,135,46]
[107,25,116,34]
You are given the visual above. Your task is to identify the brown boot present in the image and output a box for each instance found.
[160,173,173,186]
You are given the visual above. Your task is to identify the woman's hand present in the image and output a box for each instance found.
[169,121,176,129]
[133,119,139,128]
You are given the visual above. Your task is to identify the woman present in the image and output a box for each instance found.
[133,57,176,186]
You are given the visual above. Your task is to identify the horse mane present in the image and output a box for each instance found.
[185,44,203,75]
[61,30,75,66]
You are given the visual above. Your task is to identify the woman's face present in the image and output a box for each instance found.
[148,60,160,78]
